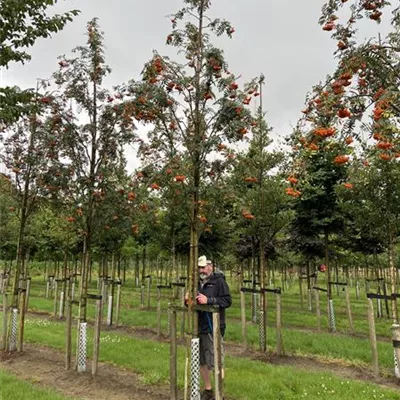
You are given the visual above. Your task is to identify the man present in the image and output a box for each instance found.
[196,255,231,400]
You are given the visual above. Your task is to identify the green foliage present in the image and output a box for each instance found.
[0,0,79,124]
[29,204,79,256]
[39,19,138,254]
[0,174,18,258]
[232,101,292,260]
[0,0,79,67]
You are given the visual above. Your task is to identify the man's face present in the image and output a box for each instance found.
[199,263,213,280]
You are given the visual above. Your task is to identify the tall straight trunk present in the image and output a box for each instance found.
[141,246,146,283]
[187,0,205,336]
[325,230,331,300]
[109,253,116,325]
[10,190,29,309]
[388,230,398,324]
[251,237,256,286]
[135,253,140,285]
[259,239,267,349]
[77,74,98,323]
[78,238,90,322]
[123,258,127,283]
[6,195,29,349]
[170,229,176,284]
[117,255,121,280]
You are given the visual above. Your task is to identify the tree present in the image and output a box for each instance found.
[0,0,79,124]
[230,80,291,349]
[318,0,400,324]
[129,0,258,330]
[0,81,69,350]
[48,18,136,324]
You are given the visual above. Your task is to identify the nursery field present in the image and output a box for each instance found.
[2,271,400,400]
[2,1,400,399]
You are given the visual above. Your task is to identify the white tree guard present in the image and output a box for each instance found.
[392,324,400,378]
[377,298,382,318]
[251,293,258,323]
[140,285,145,308]
[71,282,75,300]
[394,350,400,378]
[45,281,50,298]
[190,338,200,400]
[9,308,18,351]
[59,291,64,318]
[101,279,107,302]
[328,299,336,332]
[77,322,87,372]
[167,307,171,336]
[356,281,360,298]
[107,294,113,325]
[25,278,31,311]
[258,310,266,351]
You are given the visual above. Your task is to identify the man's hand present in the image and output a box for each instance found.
[184,291,193,306]
[196,293,208,305]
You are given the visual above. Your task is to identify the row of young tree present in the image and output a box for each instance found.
[1,0,399,354]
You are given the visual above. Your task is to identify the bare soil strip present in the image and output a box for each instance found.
[1,310,399,400]
[1,344,169,400]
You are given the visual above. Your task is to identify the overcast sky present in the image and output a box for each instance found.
[1,0,389,172]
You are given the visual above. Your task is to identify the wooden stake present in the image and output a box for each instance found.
[18,289,26,352]
[299,277,304,308]
[157,287,162,337]
[240,290,247,348]
[345,285,354,334]
[314,288,321,332]
[24,277,31,313]
[169,309,178,400]
[276,293,283,356]
[115,281,121,326]
[147,278,151,309]
[180,288,185,338]
[213,312,223,400]
[367,297,379,376]
[1,292,7,350]
[65,300,72,370]
[92,297,102,376]
[183,338,190,400]
[53,280,58,316]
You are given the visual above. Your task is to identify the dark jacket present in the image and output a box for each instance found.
[198,270,232,336]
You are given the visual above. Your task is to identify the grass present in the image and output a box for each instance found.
[225,357,399,400]
[15,281,397,373]
[2,315,400,400]
[0,370,76,400]
[2,273,400,399]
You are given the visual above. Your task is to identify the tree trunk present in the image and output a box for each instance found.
[389,230,398,324]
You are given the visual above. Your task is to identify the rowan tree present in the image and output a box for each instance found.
[43,19,137,323]
[0,80,70,349]
[288,69,356,302]
[126,0,259,322]
[318,0,400,322]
